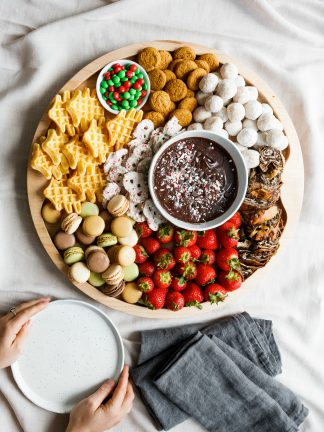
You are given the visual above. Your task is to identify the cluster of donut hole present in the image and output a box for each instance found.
[137,46,219,128]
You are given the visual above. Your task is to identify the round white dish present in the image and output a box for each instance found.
[148,130,248,230]
[11,299,124,413]
[96,59,150,114]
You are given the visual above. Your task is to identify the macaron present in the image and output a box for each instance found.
[88,271,105,287]
[111,216,133,237]
[107,245,120,262]
[99,210,113,231]
[123,263,139,282]
[85,245,105,259]
[82,216,105,237]
[80,202,99,218]
[118,229,138,247]
[102,264,124,286]
[64,247,84,265]
[42,202,61,224]
[68,262,90,284]
[107,195,130,217]
[54,231,76,250]
[75,228,96,246]
[100,280,125,298]
[96,233,118,248]
[115,245,136,267]
[61,213,83,234]
[122,282,142,304]
[86,250,110,273]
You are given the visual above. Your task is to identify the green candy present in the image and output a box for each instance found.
[121,77,128,82]
[108,79,114,86]
[123,263,139,282]
[129,100,137,108]
[118,70,126,78]
[135,67,140,74]
[135,91,141,99]
[99,87,106,94]
[129,88,136,95]
[103,95,107,101]
[109,67,113,72]
[128,95,135,101]
[64,247,84,265]
[80,202,99,218]
[137,72,144,79]
[114,81,120,88]
[123,91,130,99]
[88,272,105,287]
[96,233,118,248]
[112,104,118,111]
[130,77,137,84]
[125,63,132,69]
[101,80,108,88]
[142,82,148,91]
[112,75,120,84]
[121,100,130,109]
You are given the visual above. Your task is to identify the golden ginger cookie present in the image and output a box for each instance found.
[138,47,161,71]
[148,69,167,91]
[149,90,171,113]
[164,69,176,83]
[198,53,219,71]
[159,50,173,69]
[164,100,176,116]
[144,111,165,128]
[174,60,198,80]
[195,59,210,72]
[165,79,187,102]
[178,97,198,112]
[168,59,183,72]
[173,46,196,61]
[187,68,208,90]
[169,109,192,127]
[186,89,195,98]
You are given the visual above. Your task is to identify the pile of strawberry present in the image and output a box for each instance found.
[133,212,243,311]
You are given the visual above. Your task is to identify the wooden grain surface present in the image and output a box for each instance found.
[27,40,304,318]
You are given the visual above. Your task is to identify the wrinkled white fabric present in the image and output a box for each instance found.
[0,0,323,431]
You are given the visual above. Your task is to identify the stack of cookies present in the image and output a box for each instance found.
[137,46,219,127]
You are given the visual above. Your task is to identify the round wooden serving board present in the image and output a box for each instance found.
[27,40,304,319]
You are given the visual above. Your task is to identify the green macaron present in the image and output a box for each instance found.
[96,233,118,248]
[63,246,85,265]
[80,202,99,218]
[123,263,139,282]
[88,271,105,287]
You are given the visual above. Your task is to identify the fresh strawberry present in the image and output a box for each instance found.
[173,246,191,263]
[216,248,240,271]
[170,276,187,292]
[153,269,172,290]
[134,221,153,238]
[156,223,174,243]
[153,248,176,270]
[141,237,160,255]
[196,230,218,250]
[137,277,154,293]
[218,270,243,291]
[176,261,197,280]
[188,244,201,261]
[195,263,216,286]
[166,291,185,311]
[141,288,166,310]
[226,212,242,228]
[200,249,216,265]
[182,281,204,309]
[217,224,239,248]
[138,260,156,277]
[174,229,197,247]
[203,283,228,304]
[133,244,148,264]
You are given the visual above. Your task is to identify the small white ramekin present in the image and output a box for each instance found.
[148,130,248,231]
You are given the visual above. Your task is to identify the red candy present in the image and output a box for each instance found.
[108,86,115,92]
[107,100,112,106]
[136,78,144,85]
[133,82,141,90]
[113,92,119,99]
[129,64,137,72]
[119,86,126,93]
[141,90,147,97]
[126,71,133,78]
[104,72,110,80]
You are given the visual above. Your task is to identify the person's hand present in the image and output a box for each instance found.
[0,297,50,369]
[66,365,134,432]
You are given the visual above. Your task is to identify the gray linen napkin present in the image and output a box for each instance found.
[131,313,308,431]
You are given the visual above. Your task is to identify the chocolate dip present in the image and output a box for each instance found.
[153,137,238,223]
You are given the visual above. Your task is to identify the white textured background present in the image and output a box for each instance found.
[0,0,323,430]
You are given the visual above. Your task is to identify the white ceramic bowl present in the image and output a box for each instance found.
[148,130,248,230]
[96,59,150,115]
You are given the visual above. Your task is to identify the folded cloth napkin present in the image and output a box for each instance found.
[131,313,308,431]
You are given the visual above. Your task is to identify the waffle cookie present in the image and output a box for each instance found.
[48,91,75,136]
[63,135,98,175]
[83,117,111,163]
[42,129,70,167]
[31,138,69,180]
[66,88,105,130]
[106,109,143,151]
[68,165,107,203]
[44,177,82,214]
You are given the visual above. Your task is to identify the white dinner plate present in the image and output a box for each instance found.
[11,299,124,413]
